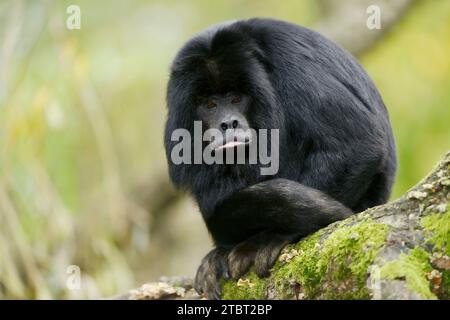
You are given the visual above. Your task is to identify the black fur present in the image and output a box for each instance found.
[164,18,396,299]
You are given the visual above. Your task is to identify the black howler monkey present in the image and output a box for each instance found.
[164,18,396,299]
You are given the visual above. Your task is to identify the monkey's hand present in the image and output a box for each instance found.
[194,247,230,299]
[194,234,289,299]
[194,232,292,300]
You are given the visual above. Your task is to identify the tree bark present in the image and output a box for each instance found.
[118,151,449,300]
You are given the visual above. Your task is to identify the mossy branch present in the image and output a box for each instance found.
[118,151,449,300]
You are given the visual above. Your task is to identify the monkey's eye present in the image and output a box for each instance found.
[207,100,217,109]
[231,95,242,104]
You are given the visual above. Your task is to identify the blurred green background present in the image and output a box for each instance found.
[0,0,449,299]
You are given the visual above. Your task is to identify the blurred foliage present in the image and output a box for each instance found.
[0,0,448,299]
[363,0,450,197]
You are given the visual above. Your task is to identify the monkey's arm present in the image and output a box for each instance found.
[206,178,352,247]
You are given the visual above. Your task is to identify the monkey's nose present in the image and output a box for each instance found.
[220,119,239,131]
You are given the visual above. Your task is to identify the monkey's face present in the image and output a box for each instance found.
[196,92,253,151]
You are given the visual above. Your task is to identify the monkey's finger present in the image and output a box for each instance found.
[254,240,288,278]
[228,249,256,279]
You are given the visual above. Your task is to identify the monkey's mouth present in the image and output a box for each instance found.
[215,138,250,150]
[209,133,252,151]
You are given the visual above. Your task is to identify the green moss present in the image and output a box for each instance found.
[272,230,324,299]
[440,270,450,299]
[421,209,450,299]
[221,219,392,299]
[272,219,389,299]
[421,210,450,255]
[380,247,436,299]
[222,271,267,300]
